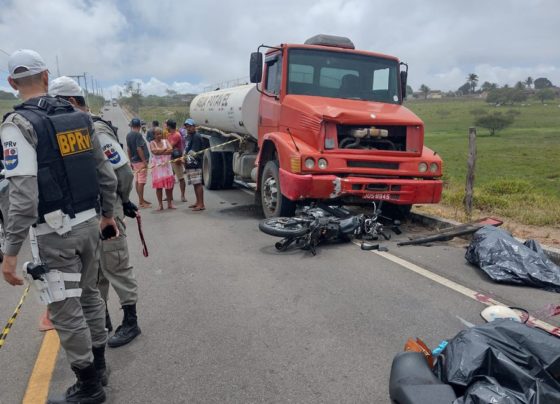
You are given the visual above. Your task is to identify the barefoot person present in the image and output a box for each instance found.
[126,118,151,208]
[184,119,205,211]
[149,127,175,210]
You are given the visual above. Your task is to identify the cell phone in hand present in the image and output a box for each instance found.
[100,225,117,240]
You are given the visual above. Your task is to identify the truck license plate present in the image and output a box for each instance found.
[363,193,391,200]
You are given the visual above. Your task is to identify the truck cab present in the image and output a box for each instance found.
[251,35,442,217]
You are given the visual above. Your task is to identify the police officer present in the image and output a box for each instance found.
[1,50,118,403]
[49,76,142,348]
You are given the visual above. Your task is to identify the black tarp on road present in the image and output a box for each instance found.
[465,226,560,292]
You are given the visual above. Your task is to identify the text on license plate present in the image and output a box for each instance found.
[363,193,391,200]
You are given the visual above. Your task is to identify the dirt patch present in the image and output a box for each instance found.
[414,204,560,247]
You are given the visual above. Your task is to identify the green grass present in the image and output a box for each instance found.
[405,98,560,225]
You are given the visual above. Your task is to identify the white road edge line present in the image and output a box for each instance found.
[355,242,560,336]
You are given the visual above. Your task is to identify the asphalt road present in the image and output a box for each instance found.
[0,104,558,403]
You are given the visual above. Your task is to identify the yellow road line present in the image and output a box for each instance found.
[22,330,60,404]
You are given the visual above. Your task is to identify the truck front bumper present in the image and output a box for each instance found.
[279,168,442,204]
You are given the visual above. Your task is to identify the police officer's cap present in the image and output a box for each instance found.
[49,76,84,97]
[8,49,48,79]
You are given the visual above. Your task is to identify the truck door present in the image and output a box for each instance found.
[259,53,283,140]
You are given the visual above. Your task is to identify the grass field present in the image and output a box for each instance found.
[406,98,560,225]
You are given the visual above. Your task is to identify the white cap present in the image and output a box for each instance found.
[8,49,48,79]
[49,76,84,97]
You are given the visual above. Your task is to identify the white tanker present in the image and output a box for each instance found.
[189,84,261,190]
[190,84,259,139]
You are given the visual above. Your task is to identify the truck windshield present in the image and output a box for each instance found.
[287,48,400,104]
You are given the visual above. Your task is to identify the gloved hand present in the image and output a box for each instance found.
[122,201,138,218]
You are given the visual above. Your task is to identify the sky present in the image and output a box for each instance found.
[0,0,559,97]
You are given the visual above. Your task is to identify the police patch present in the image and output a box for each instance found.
[4,143,18,170]
[56,128,93,156]
[103,144,121,165]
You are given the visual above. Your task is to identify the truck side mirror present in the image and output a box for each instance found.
[400,71,408,99]
[250,52,263,83]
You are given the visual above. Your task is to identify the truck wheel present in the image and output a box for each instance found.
[203,150,223,190]
[221,152,234,189]
[260,160,296,218]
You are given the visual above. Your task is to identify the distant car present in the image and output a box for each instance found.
[104,107,109,111]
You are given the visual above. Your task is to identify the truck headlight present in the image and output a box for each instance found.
[318,158,328,169]
[418,162,428,173]
[429,163,438,173]
[304,158,315,169]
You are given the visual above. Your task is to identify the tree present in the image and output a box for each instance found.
[524,77,533,89]
[467,73,479,93]
[419,84,430,99]
[486,88,527,105]
[0,90,16,100]
[514,81,525,90]
[165,88,178,97]
[534,77,553,89]
[536,88,555,104]
[457,82,471,96]
[474,111,515,135]
[123,80,143,113]
[480,81,498,92]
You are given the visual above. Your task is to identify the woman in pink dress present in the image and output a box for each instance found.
[149,127,176,210]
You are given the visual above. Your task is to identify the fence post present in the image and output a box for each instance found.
[464,127,477,219]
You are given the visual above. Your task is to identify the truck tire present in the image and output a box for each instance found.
[260,160,296,218]
[221,152,234,189]
[203,150,223,190]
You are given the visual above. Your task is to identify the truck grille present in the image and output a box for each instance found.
[347,161,399,170]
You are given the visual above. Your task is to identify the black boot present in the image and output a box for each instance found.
[108,304,141,348]
[47,363,105,403]
[92,345,109,387]
[105,308,113,333]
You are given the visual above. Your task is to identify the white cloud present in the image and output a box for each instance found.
[1,0,559,95]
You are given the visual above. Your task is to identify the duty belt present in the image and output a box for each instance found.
[34,208,97,236]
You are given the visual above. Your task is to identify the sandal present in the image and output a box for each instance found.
[192,206,205,211]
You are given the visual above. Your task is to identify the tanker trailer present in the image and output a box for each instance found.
[190,84,260,190]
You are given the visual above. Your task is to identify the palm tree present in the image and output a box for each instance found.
[524,76,533,89]
[467,73,479,93]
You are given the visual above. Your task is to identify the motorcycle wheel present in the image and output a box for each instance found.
[259,217,309,237]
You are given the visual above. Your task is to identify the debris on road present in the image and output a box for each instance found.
[466,226,560,292]
[397,217,503,246]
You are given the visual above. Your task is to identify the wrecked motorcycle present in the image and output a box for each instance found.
[258,204,395,255]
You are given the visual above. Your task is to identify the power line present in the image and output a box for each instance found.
[0,48,10,56]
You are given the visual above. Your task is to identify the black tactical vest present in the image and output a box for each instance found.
[11,96,99,220]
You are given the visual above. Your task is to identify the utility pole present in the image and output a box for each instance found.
[56,55,61,77]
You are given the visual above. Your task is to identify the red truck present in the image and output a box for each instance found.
[190,34,442,218]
